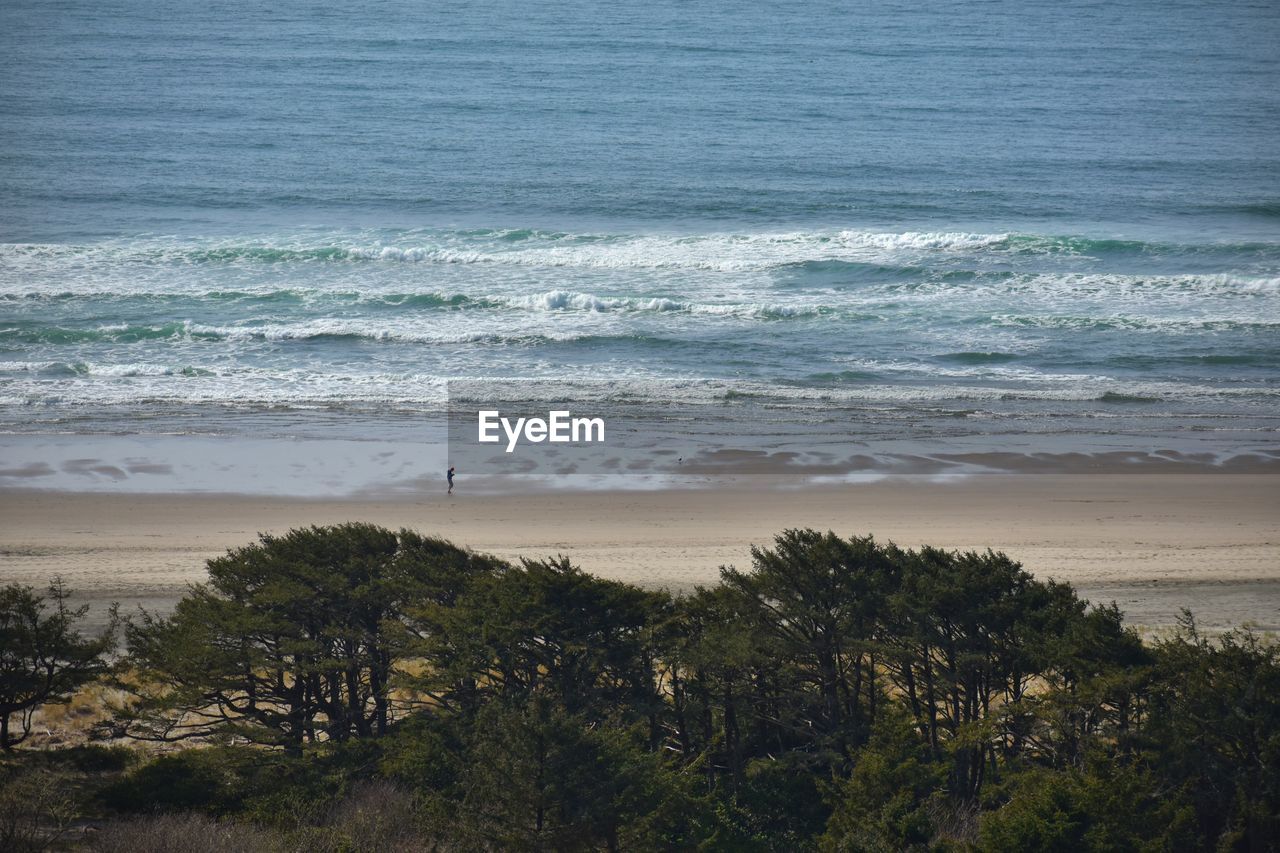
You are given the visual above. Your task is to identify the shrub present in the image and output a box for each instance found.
[89,813,283,853]
[0,768,78,852]
[99,749,246,815]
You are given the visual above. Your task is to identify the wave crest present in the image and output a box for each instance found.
[10,227,1272,276]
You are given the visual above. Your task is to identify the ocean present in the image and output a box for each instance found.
[2,0,1278,492]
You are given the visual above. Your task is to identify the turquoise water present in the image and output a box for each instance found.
[1,0,1278,468]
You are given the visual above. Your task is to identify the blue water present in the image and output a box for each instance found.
[2,0,1278,467]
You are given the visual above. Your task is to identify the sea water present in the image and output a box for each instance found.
[2,0,1277,492]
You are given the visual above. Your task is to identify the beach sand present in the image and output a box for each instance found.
[2,473,1278,634]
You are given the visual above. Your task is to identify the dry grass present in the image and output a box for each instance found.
[88,813,284,853]
[306,780,434,853]
[86,781,443,853]
[0,768,79,852]
[26,683,127,748]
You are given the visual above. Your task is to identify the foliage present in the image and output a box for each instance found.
[0,767,79,852]
[1138,615,1280,849]
[421,697,700,850]
[88,813,286,853]
[7,525,1279,852]
[99,748,251,815]
[411,555,667,723]
[821,710,950,852]
[719,531,898,770]
[0,578,117,751]
[120,524,504,749]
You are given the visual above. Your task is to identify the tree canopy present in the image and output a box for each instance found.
[11,524,1275,851]
[0,578,115,750]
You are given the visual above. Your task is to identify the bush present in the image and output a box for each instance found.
[99,749,246,815]
[976,762,1198,853]
[0,768,78,852]
[89,813,283,853]
[821,712,950,852]
[377,715,465,793]
[302,780,428,853]
[62,744,137,773]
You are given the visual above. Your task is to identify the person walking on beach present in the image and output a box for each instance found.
[447,465,455,495]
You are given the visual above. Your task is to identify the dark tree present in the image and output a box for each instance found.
[1137,614,1280,851]
[1026,600,1151,768]
[720,530,900,763]
[415,556,667,727]
[658,583,765,790]
[0,578,116,750]
[435,697,697,852]
[880,546,1093,799]
[122,524,503,749]
[72,526,1280,852]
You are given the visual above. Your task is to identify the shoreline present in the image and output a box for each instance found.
[3,473,1278,634]
[3,426,1277,498]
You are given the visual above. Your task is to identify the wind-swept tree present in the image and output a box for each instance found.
[877,546,1097,799]
[720,530,900,764]
[122,524,503,749]
[658,583,765,789]
[1023,600,1151,768]
[414,556,667,728]
[0,578,116,750]
[83,525,1280,851]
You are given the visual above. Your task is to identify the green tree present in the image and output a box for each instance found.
[821,710,949,853]
[1137,614,1280,851]
[78,525,1280,852]
[977,758,1198,853]
[1026,601,1151,769]
[720,530,899,765]
[880,546,1094,799]
[415,556,666,726]
[434,697,699,852]
[0,578,116,750]
[122,524,502,749]
[659,584,766,790]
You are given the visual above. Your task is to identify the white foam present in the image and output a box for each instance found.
[344,230,1015,273]
[0,229,1019,279]
[988,313,1278,331]
[4,361,1276,411]
[490,289,824,318]
[0,360,61,372]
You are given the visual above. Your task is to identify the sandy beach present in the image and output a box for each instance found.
[3,473,1277,634]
